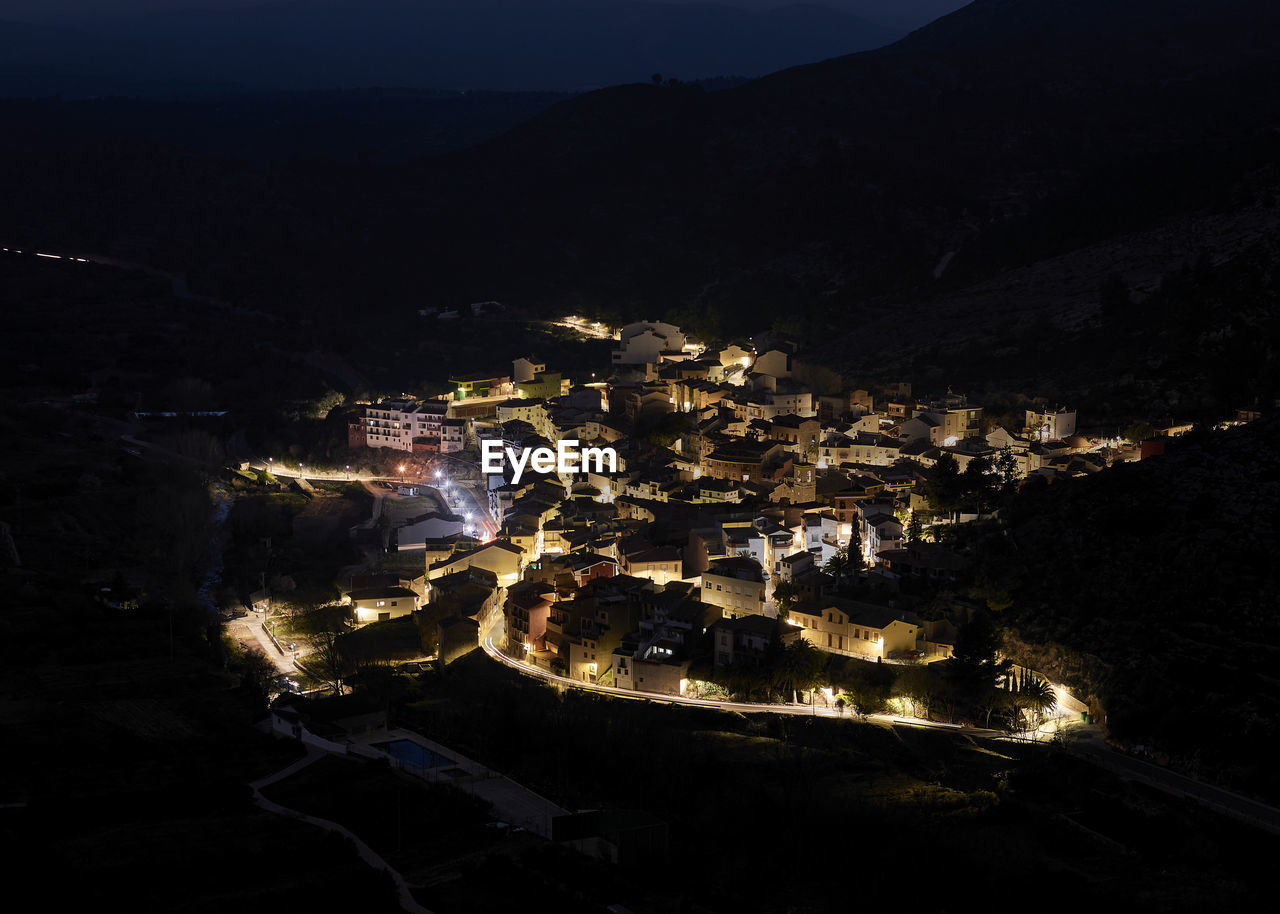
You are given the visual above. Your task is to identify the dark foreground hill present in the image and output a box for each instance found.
[984,415,1280,800]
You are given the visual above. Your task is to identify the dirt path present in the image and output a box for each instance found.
[251,748,434,914]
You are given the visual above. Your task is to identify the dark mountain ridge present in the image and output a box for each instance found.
[0,0,901,96]
[2,0,1278,348]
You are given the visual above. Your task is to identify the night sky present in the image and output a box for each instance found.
[4,0,970,31]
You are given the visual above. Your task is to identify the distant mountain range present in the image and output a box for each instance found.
[0,0,903,97]
[3,0,1278,373]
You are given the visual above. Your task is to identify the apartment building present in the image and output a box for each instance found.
[701,556,767,619]
[358,398,449,452]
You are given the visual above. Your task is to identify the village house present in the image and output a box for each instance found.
[711,614,800,666]
[450,372,512,401]
[701,556,767,619]
[1025,406,1077,440]
[345,584,420,624]
[427,539,525,587]
[613,321,688,365]
[877,542,968,582]
[786,597,920,660]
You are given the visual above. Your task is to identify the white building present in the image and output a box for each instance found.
[613,321,687,365]
[513,356,547,383]
[1025,407,1077,440]
[440,418,466,453]
[360,398,448,451]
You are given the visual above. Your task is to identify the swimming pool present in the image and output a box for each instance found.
[377,738,455,769]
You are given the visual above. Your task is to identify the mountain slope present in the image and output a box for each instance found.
[1,0,1278,344]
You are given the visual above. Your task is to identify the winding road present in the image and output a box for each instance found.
[480,629,1280,836]
[480,631,1002,735]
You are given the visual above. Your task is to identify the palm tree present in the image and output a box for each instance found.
[772,639,826,703]
[772,580,802,615]
[1020,676,1056,734]
[823,545,863,582]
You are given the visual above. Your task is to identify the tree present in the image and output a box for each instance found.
[895,663,938,719]
[972,571,1014,613]
[823,545,863,582]
[294,604,354,694]
[925,452,963,519]
[945,610,1011,722]
[961,455,996,516]
[300,627,354,695]
[1124,421,1154,444]
[771,638,827,702]
[837,660,895,715]
[952,611,1005,685]
[237,645,283,708]
[994,448,1019,494]
[906,511,924,543]
[1018,676,1057,733]
[772,580,802,615]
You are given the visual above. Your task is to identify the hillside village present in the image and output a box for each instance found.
[317,317,1238,712]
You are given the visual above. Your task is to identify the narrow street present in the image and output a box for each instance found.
[225,610,298,677]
